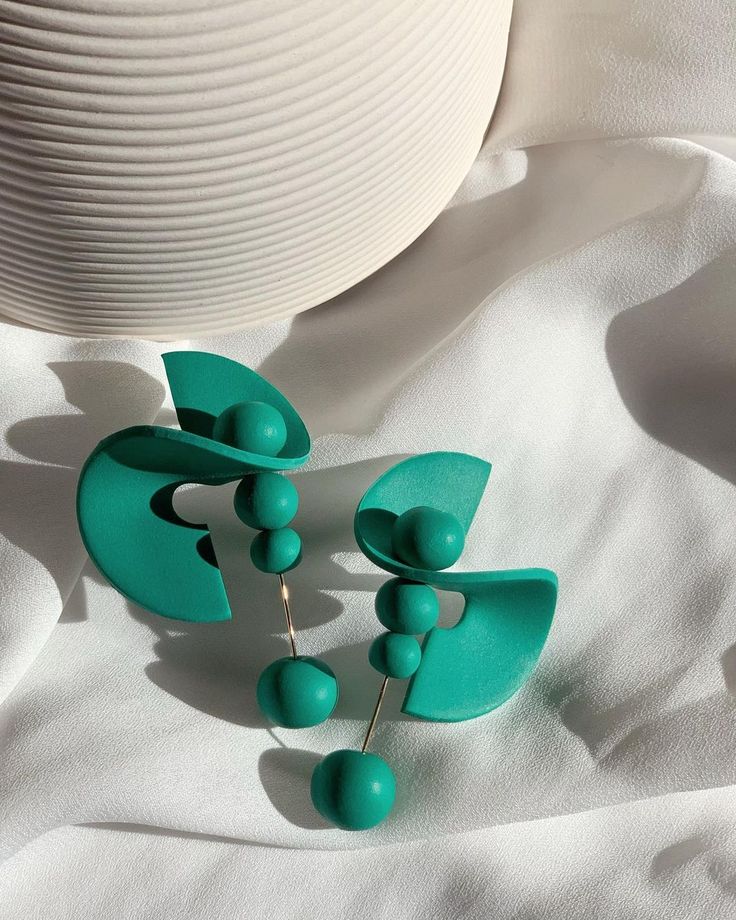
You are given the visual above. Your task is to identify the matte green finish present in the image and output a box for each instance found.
[391,505,464,570]
[311,749,396,830]
[163,352,310,460]
[256,656,338,728]
[213,400,287,457]
[375,578,440,635]
[76,352,310,622]
[368,632,422,678]
[354,453,558,722]
[234,472,298,531]
[250,527,302,574]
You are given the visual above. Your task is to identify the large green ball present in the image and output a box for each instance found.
[311,749,396,830]
[234,473,298,530]
[375,578,439,634]
[391,505,464,571]
[256,656,338,728]
[368,631,422,679]
[212,400,287,457]
[250,527,302,573]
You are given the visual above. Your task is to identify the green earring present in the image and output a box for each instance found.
[76,350,337,728]
[310,452,558,830]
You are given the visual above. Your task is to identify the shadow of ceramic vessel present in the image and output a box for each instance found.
[606,253,736,485]
[606,254,736,752]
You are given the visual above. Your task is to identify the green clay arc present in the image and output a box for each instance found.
[354,452,558,722]
[76,352,311,623]
[163,351,309,460]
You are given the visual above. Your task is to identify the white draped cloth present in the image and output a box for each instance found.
[2,2,736,916]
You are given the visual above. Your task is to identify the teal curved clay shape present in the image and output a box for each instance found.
[76,352,310,623]
[162,352,309,460]
[354,453,557,722]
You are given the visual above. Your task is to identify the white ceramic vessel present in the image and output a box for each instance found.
[0,0,512,338]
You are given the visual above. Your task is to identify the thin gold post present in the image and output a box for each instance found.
[278,573,298,659]
[361,675,389,753]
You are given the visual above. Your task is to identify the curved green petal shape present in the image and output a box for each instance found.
[354,453,557,722]
[76,352,311,623]
[404,571,557,721]
[162,351,310,461]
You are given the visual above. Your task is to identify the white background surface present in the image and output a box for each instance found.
[2,1,736,916]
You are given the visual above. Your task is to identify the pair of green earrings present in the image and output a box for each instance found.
[77,352,558,831]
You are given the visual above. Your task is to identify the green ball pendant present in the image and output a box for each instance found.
[212,400,287,456]
[234,472,299,530]
[257,656,338,728]
[311,749,396,830]
[391,505,465,571]
[375,577,439,634]
[368,632,422,678]
[250,527,302,573]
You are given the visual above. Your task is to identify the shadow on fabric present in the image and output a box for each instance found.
[1,361,165,607]
[606,252,736,485]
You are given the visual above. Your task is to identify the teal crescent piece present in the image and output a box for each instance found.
[354,453,558,722]
[76,352,311,623]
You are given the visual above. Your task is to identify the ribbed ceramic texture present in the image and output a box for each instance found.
[0,0,512,338]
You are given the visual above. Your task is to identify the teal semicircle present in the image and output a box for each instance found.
[354,453,558,722]
[76,353,311,623]
[403,569,558,721]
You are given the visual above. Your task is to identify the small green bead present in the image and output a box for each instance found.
[391,505,465,571]
[311,749,396,830]
[250,527,302,575]
[375,578,439,634]
[212,400,287,456]
[257,656,338,728]
[368,632,422,679]
[250,527,302,573]
[234,472,298,530]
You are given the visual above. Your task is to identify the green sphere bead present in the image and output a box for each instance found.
[257,656,338,728]
[368,632,422,679]
[391,505,465,571]
[250,527,302,573]
[375,578,439,634]
[234,473,298,530]
[212,400,287,457]
[311,749,396,830]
